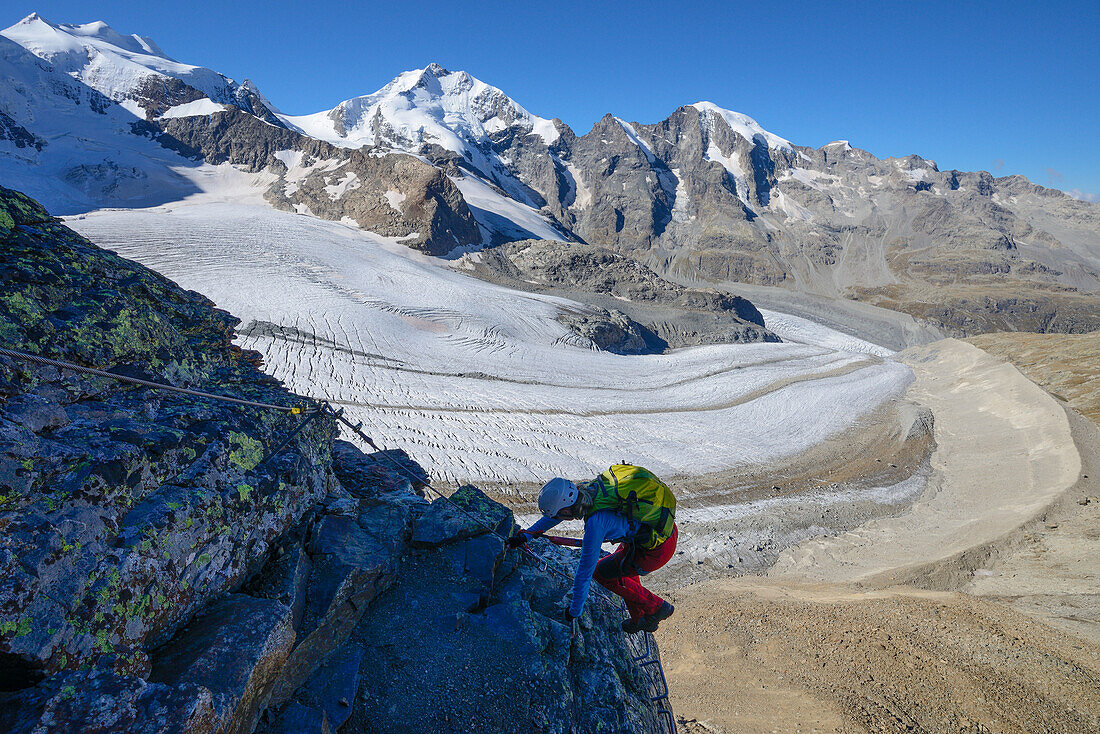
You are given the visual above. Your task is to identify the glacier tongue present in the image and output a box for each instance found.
[68,203,912,483]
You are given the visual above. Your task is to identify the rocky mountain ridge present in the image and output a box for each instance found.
[458,239,779,352]
[0,186,670,733]
[0,15,482,256]
[2,14,1098,335]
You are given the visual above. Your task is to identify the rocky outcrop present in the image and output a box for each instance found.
[459,239,779,350]
[0,185,337,684]
[0,110,44,151]
[0,187,671,732]
[146,112,480,256]
[265,147,481,256]
[511,115,1100,336]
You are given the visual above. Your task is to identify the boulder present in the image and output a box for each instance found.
[331,440,428,498]
[149,595,295,734]
[0,669,218,734]
[265,702,332,734]
[268,499,410,707]
[410,484,512,548]
[289,643,363,731]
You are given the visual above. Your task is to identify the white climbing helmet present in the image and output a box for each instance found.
[538,477,579,517]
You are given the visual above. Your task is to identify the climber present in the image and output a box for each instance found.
[507,465,678,634]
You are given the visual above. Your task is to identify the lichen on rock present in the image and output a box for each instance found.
[0,187,672,733]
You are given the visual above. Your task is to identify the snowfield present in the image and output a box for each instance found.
[69,203,912,483]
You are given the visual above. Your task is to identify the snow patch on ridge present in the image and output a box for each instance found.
[693,101,793,151]
[705,144,752,206]
[159,99,226,119]
[670,168,693,223]
[614,118,656,163]
[384,190,406,212]
[453,173,566,242]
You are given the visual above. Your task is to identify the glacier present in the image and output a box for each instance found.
[68,200,913,484]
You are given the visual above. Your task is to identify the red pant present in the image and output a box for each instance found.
[593,524,678,620]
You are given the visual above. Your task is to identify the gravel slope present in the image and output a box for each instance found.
[659,338,1099,733]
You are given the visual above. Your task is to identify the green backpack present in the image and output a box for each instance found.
[585,464,676,550]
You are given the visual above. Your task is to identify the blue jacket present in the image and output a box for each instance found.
[528,510,634,617]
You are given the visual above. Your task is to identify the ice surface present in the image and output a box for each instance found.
[758,309,893,357]
[69,203,912,483]
[452,173,568,243]
[705,143,751,206]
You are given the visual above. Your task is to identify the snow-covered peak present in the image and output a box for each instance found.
[4,14,171,64]
[692,101,792,151]
[280,64,560,153]
[1,14,241,110]
[60,19,171,59]
[239,78,281,115]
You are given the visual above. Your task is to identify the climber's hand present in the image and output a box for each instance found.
[565,610,579,639]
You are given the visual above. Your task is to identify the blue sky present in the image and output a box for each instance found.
[11,1,1100,199]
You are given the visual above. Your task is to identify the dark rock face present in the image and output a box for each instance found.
[337,485,668,734]
[557,307,662,355]
[150,595,296,734]
[0,669,219,734]
[460,239,779,350]
[131,75,208,119]
[0,187,335,685]
[0,188,671,732]
[0,110,44,151]
[440,100,1100,337]
[149,111,481,255]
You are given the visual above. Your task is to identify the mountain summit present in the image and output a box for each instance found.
[1,13,280,122]
[1,15,1097,335]
[279,63,561,153]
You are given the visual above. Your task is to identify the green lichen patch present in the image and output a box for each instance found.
[0,617,32,638]
[0,186,51,229]
[228,432,264,472]
[0,186,338,679]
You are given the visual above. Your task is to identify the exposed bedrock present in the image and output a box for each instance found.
[0,187,670,733]
[143,111,481,256]
[458,238,779,352]
[425,92,1100,337]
